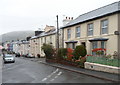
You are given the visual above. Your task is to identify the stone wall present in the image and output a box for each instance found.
[85,62,120,74]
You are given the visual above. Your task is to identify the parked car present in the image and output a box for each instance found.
[26,54,35,58]
[21,54,26,57]
[3,54,15,63]
[15,53,20,57]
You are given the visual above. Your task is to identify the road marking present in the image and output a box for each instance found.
[57,72,62,76]
[49,71,62,82]
[50,79,54,81]
[49,72,62,82]
[54,76,58,79]
[38,61,43,62]
[47,68,59,78]
[41,68,59,82]
[53,68,59,73]
[42,78,47,81]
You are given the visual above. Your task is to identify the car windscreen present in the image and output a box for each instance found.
[5,55,13,58]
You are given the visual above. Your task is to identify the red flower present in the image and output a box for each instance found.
[86,54,93,56]
[67,48,73,61]
[92,48,106,52]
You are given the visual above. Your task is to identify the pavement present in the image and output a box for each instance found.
[22,57,120,83]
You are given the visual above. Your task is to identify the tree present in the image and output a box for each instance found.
[41,43,54,59]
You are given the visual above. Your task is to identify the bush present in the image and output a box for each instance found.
[58,48,67,59]
[73,45,87,60]
[41,43,54,59]
[75,57,86,68]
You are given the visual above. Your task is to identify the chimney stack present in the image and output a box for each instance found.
[63,16,73,26]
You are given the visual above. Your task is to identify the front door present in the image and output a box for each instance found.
[81,42,86,47]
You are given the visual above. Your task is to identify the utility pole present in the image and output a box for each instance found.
[56,15,59,49]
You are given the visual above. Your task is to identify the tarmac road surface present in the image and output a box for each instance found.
[2,57,113,83]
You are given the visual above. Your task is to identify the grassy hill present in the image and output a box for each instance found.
[0,31,35,43]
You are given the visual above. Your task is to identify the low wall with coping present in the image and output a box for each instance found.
[85,62,120,74]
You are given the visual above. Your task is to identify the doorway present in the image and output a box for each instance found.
[81,42,86,47]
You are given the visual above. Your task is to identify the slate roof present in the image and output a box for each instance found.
[30,36,39,39]
[40,29,57,37]
[30,29,57,40]
[61,1,120,29]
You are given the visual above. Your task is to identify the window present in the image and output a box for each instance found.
[101,19,108,34]
[67,29,71,39]
[101,41,105,49]
[67,43,71,48]
[92,41,98,49]
[50,36,52,44]
[92,41,98,55]
[41,38,43,44]
[88,23,93,36]
[44,37,46,43]
[76,26,80,37]
[81,42,86,47]
[66,43,76,49]
[72,43,76,49]
[50,36,52,41]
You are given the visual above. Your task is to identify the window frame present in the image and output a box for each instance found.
[44,37,46,44]
[92,41,98,49]
[50,36,52,44]
[87,23,93,36]
[101,41,106,49]
[41,37,43,44]
[76,26,80,38]
[67,29,71,39]
[101,19,108,34]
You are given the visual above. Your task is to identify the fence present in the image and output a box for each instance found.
[86,56,120,67]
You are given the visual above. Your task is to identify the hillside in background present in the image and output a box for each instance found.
[0,31,35,43]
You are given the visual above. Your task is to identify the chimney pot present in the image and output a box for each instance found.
[71,17,73,20]
[66,17,67,19]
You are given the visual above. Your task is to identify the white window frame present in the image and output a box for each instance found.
[67,29,71,39]
[88,23,93,36]
[76,26,80,38]
[101,19,108,34]
[92,41,98,49]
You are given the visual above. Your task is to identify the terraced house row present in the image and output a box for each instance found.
[3,1,120,58]
[30,25,59,57]
[61,1,120,57]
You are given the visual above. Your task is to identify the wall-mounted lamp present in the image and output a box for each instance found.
[114,31,120,35]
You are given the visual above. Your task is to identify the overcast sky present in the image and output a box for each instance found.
[0,0,119,35]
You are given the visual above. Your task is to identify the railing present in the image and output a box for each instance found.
[86,56,120,67]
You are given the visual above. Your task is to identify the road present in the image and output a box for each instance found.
[0,53,2,85]
[2,57,113,83]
